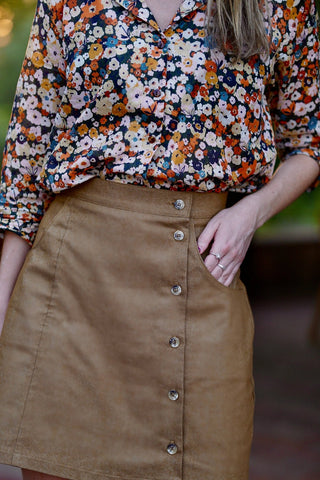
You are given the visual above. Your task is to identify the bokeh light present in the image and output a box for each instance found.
[0,5,14,48]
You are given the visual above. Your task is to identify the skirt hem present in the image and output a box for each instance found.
[0,451,250,480]
[1,451,171,480]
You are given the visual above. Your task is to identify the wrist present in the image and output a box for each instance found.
[234,193,266,231]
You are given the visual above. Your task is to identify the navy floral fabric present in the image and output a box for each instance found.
[0,0,320,245]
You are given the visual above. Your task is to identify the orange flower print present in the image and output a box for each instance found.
[89,44,103,60]
[172,150,185,165]
[82,0,104,18]
[0,0,319,246]
[31,51,44,68]
[112,103,127,117]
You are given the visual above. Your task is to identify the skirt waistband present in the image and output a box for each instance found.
[60,178,228,219]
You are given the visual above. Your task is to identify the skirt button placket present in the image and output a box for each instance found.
[165,198,187,464]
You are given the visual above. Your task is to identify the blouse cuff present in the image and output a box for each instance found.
[0,205,39,247]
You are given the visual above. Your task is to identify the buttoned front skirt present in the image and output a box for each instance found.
[0,178,255,480]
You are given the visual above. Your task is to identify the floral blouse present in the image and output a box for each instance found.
[0,0,320,246]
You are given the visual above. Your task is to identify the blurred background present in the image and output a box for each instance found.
[0,0,319,479]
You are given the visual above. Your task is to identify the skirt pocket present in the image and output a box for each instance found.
[190,220,244,292]
[32,195,71,250]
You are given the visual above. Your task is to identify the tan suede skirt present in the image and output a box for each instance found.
[0,178,255,480]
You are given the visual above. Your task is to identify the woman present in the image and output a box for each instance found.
[0,0,319,479]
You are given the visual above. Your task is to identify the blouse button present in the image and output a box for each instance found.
[167,442,178,455]
[173,230,184,241]
[168,390,179,401]
[171,285,182,296]
[240,143,248,151]
[174,199,185,210]
[148,135,156,143]
[157,39,166,49]
[169,337,180,348]
[153,89,162,97]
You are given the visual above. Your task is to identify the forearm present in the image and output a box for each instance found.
[241,154,320,229]
[0,231,31,311]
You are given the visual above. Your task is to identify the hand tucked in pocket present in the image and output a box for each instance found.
[197,197,259,287]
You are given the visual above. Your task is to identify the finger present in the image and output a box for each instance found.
[203,240,230,274]
[222,263,241,287]
[225,261,242,287]
[197,218,220,254]
[208,250,236,281]
[203,251,220,272]
[212,263,228,281]
[212,258,241,286]
[204,250,231,277]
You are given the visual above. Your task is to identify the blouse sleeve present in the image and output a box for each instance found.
[0,0,66,246]
[265,0,320,188]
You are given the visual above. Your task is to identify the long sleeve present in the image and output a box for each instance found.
[265,0,320,187]
[0,0,66,246]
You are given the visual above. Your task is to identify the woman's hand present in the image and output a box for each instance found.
[197,197,259,287]
[197,153,319,287]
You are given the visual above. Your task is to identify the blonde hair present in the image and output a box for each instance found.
[205,0,269,59]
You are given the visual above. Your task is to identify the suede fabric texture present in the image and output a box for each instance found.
[0,178,255,480]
